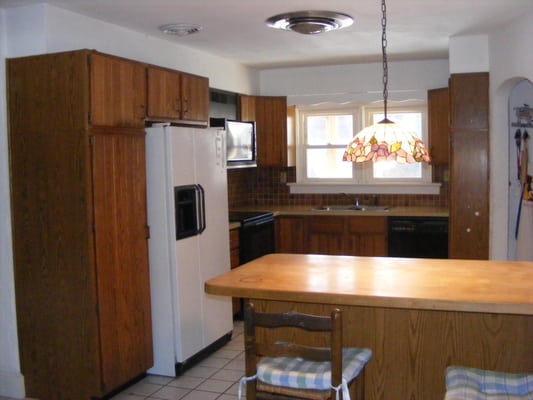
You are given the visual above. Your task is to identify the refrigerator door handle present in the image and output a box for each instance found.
[196,184,206,234]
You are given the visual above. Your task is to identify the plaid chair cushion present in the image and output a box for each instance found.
[256,347,372,390]
[445,366,533,400]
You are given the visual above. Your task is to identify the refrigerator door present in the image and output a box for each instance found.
[145,126,179,376]
[192,129,233,346]
[170,128,205,362]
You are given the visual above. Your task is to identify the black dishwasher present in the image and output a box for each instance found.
[388,217,448,258]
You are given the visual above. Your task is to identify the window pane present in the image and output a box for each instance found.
[307,116,327,145]
[307,115,353,145]
[307,148,352,178]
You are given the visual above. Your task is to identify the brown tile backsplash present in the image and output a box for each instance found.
[228,166,449,209]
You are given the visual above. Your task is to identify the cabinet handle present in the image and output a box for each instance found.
[183,98,189,115]
[466,228,471,233]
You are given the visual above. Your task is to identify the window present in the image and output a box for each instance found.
[294,102,437,194]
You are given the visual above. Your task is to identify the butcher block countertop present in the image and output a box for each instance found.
[205,253,533,315]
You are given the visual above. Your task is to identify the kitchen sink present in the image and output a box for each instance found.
[311,205,390,212]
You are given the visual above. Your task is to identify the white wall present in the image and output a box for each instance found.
[0,4,260,398]
[449,35,490,74]
[259,59,450,105]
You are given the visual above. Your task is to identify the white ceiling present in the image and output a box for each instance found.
[1,0,533,69]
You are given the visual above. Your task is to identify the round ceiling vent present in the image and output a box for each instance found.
[159,23,202,37]
[266,11,353,35]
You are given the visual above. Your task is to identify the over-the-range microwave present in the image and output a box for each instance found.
[210,118,257,168]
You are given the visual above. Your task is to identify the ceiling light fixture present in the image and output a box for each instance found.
[266,11,353,35]
[159,23,202,37]
[342,0,431,164]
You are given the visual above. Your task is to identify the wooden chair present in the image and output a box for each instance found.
[445,366,533,399]
[239,302,372,400]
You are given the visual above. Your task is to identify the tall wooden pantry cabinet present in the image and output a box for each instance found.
[449,72,490,259]
[7,50,153,399]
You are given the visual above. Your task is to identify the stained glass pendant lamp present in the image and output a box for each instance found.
[343,0,431,164]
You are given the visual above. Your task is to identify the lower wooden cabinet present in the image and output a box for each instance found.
[276,216,387,257]
[229,228,241,316]
[276,216,306,253]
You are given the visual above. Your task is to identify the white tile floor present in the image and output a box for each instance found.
[0,321,245,400]
[111,321,245,400]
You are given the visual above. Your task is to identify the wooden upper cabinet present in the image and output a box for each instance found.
[238,95,256,121]
[90,52,146,128]
[181,72,209,122]
[449,73,489,131]
[245,95,288,167]
[147,66,209,124]
[428,87,450,166]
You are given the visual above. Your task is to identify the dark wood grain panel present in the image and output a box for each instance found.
[450,73,489,131]
[9,130,101,399]
[275,216,306,254]
[449,73,489,259]
[91,130,153,391]
[90,52,146,127]
[146,66,182,119]
[7,50,89,134]
[307,216,346,255]
[428,87,450,166]
[181,72,209,122]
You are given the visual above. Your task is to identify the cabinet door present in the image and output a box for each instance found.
[428,87,450,166]
[90,53,146,128]
[146,66,181,119]
[91,130,153,391]
[181,72,209,123]
[255,96,288,167]
[346,217,388,256]
[449,73,489,259]
[275,216,306,253]
[450,73,489,131]
[238,94,256,121]
[307,216,346,255]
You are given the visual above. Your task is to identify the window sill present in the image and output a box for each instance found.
[288,182,442,195]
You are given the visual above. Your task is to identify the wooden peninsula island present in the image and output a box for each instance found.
[205,253,533,400]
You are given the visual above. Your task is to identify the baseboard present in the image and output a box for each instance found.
[0,370,25,399]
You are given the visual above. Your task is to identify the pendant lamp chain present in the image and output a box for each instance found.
[381,0,388,120]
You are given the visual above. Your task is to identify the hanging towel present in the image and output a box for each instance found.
[517,200,533,261]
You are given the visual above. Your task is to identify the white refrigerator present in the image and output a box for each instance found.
[145,124,233,376]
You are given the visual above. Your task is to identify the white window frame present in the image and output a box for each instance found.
[290,101,441,195]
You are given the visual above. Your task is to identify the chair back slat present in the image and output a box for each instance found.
[256,342,332,361]
[253,310,333,331]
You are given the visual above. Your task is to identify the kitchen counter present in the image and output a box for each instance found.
[230,205,448,218]
[205,253,533,400]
